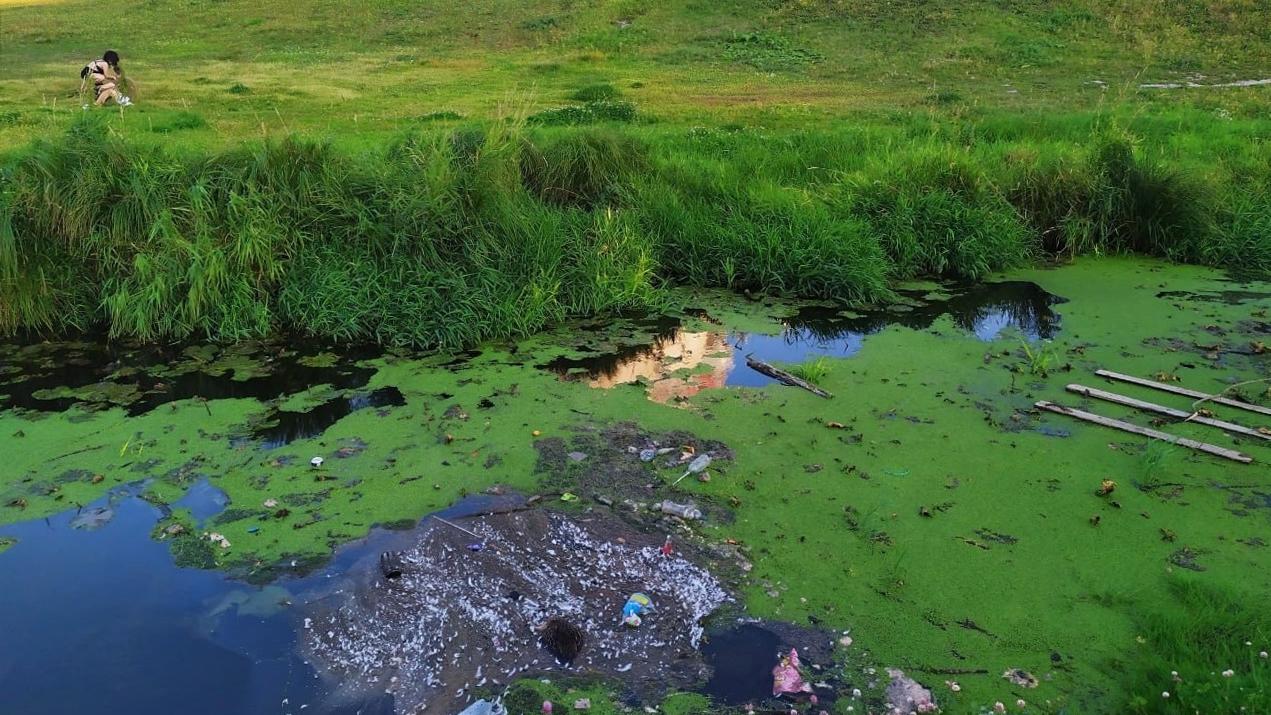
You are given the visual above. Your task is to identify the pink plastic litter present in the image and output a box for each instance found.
[772,648,814,697]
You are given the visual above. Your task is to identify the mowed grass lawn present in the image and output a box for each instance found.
[1,0,1269,150]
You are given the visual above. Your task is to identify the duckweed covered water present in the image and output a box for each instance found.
[2,258,1269,714]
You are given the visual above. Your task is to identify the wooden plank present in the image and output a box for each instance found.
[1034,401,1253,464]
[1095,369,1271,418]
[1067,384,1271,441]
[745,354,833,398]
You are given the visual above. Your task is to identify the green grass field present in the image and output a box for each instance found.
[1,0,1269,148]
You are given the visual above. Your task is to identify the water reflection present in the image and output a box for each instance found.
[543,281,1064,402]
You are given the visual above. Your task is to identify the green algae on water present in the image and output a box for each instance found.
[2,258,1270,711]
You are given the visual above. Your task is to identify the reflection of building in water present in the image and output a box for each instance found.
[584,330,734,403]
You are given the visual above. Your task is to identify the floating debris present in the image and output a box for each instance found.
[673,454,712,486]
[886,668,937,713]
[205,532,231,549]
[379,551,405,580]
[302,509,729,714]
[1003,668,1039,688]
[772,648,813,696]
[69,506,114,530]
[657,501,703,520]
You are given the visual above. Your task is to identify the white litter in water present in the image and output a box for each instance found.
[302,510,730,714]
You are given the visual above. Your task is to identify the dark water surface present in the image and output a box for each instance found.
[701,624,782,704]
[0,482,425,714]
[0,485,544,715]
[252,386,408,448]
[0,337,379,415]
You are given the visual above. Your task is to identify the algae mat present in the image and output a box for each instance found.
[2,257,1269,712]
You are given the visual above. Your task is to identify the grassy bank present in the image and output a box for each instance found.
[3,112,1269,347]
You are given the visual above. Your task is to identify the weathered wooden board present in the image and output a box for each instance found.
[1095,369,1271,417]
[1067,384,1271,441]
[1034,401,1253,464]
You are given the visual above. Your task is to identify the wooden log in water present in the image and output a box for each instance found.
[745,354,832,398]
[1067,384,1271,441]
[1034,401,1253,464]
[1095,369,1271,417]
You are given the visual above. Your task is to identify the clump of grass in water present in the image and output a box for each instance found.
[1110,578,1271,714]
[1139,441,1176,482]
[788,357,831,384]
[1017,339,1060,376]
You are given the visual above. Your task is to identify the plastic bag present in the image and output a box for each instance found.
[772,648,813,696]
[621,592,654,626]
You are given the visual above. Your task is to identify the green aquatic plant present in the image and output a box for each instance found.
[1139,441,1178,482]
[788,356,831,384]
[1018,339,1060,376]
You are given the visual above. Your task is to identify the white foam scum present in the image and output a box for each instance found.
[303,511,730,713]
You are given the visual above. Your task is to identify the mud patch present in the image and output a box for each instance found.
[301,508,730,714]
[534,422,734,519]
[1168,546,1208,572]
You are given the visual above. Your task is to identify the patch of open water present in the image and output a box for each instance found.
[252,387,408,448]
[0,337,379,416]
[0,481,465,714]
[701,623,782,704]
[543,281,1064,402]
